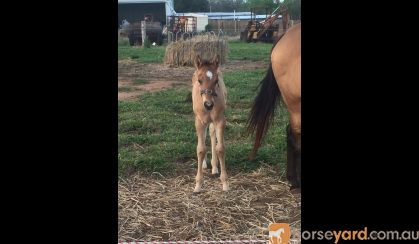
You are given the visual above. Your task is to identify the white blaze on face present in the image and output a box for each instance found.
[206,70,213,80]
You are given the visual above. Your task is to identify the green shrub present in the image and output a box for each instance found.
[205,23,213,32]
[143,36,151,48]
[118,38,130,46]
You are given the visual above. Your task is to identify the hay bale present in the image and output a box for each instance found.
[164,34,229,67]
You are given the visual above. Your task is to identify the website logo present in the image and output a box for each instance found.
[269,223,291,244]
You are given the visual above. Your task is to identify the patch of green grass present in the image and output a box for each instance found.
[118,39,271,64]
[118,89,196,175]
[118,69,289,177]
[118,45,166,63]
[222,69,289,171]
[227,40,273,61]
[118,87,133,92]
[133,79,149,85]
[118,38,130,46]
[118,37,288,177]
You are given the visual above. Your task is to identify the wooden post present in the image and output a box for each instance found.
[235,19,238,33]
[141,21,146,47]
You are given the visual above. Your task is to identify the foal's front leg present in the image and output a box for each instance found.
[194,118,207,193]
[209,123,219,175]
[215,118,229,191]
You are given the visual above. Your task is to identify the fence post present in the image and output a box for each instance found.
[141,21,146,47]
[234,10,237,33]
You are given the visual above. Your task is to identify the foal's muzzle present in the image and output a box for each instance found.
[204,101,214,110]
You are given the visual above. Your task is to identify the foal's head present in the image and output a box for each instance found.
[194,55,220,111]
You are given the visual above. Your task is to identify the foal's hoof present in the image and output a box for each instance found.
[222,182,230,191]
[192,191,201,195]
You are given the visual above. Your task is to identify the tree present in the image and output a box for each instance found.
[174,0,209,13]
[282,0,301,20]
[209,0,247,12]
[246,0,277,14]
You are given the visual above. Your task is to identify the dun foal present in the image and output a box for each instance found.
[191,55,229,193]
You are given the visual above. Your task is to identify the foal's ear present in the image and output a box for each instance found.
[213,55,220,67]
[194,55,202,69]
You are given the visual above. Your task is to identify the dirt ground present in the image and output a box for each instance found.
[118,59,301,242]
[118,59,269,101]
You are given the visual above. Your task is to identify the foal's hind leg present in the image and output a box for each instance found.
[194,118,207,193]
[209,123,219,175]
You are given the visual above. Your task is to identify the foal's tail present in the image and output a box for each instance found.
[247,62,281,159]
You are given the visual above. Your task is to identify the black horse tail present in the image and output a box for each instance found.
[247,62,281,159]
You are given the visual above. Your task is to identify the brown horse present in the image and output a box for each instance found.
[191,55,229,193]
[247,23,301,189]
